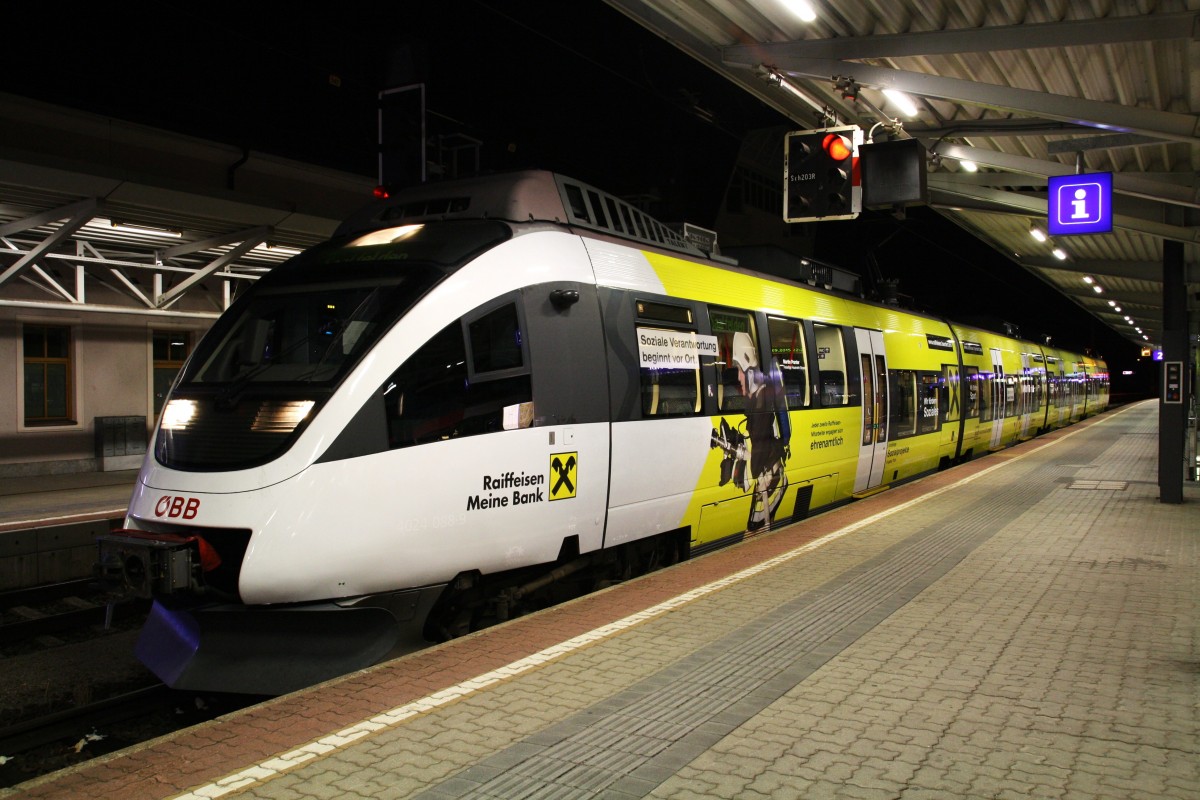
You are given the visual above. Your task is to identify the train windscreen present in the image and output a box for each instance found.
[157,220,510,470]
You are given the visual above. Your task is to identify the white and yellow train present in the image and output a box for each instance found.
[98,171,1109,694]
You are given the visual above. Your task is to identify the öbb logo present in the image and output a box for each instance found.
[155,495,200,520]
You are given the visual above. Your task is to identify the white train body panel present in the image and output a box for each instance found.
[606,418,711,547]
[130,422,608,604]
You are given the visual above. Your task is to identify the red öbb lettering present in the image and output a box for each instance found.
[154,495,201,519]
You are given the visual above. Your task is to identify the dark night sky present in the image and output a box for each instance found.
[3,1,1139,376]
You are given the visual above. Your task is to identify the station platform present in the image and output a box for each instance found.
[0,470,135,532]
[8,399,1198,800]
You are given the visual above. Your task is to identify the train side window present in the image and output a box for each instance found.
[888,369,918,438]
[637,326,702,416]
[768,316,810,408]
[980,373,994,422]
[1004,376,1018,417]
[710,308,757,413]
[940,365,958,424]
[635,300,702,417]
[813,323,849,406]
[385,302,531,448]
[1024,374,1040,414]
[468,303,523,373]
[918,372,940,434]
[963,366,980,418]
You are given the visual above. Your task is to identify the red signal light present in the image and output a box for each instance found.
[373,185,391,200]
[822,133,852,161]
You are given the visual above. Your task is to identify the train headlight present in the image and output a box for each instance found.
[161,399,197,431]
[250,400,316,433]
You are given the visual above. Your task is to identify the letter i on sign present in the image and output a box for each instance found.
[1071,188,1089,219]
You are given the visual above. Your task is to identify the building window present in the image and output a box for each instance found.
[23,324,74,426]
[152,331,191,418]
[727,165,783,216]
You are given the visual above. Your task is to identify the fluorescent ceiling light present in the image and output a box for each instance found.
[253,243,303,256]
[959,160,978,172]
[1030,226,1047,242]
[1053,247,1068,260]
[782,0,817,21]
[782,0,820,21]
[882,89,919,117]
[110,220,182,238]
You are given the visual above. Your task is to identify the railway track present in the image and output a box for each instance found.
[0,579,148,652]
[0,683,261,788]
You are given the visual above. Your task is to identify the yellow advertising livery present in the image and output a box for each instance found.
[97,171,1109,694]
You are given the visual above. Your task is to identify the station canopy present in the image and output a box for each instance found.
[604,0,1200,350]
[0,2,1195,352]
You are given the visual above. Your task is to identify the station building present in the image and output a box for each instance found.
[0,93,375,477]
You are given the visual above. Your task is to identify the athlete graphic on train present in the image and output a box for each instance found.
[711,331,791,532]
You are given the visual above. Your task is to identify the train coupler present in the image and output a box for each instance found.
[95,529,220,599]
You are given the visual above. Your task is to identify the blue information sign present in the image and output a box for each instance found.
[1047,172,1113,235]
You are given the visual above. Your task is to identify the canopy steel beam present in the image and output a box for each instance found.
[0,199,99,287]
[909,119,1088,139]
[927,180,1200,243]
[0,297,220,319]
[722,12,1200,61]
[1020,257,1200,284]
[722,56,1200,144]
[1059,289,1164,306]
[931,142,1200,209]
[155,236,263,308]
[1046,133,1169,154]
[158,226,271,260]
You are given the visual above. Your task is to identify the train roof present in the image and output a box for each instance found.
[335,171,1104,365]
[336,170,716,261]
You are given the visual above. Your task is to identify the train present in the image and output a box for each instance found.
[97,170,1109,695]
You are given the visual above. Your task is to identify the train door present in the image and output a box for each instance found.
[989,348,1005,449]
[853,328,888,493]
[1018,352,1034,439]
[1054,362,1068,427]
